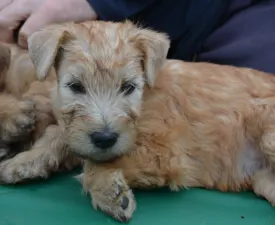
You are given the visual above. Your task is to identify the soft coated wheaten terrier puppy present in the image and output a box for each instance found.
[1,21,275,222]
[0,43,57,160]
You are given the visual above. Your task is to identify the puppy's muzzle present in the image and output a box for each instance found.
[90,128,119,149]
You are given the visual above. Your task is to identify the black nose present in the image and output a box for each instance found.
[90,130,118,149]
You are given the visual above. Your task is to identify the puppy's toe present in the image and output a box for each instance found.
[15,112,36,132]
[121,196,129,210]
[1,99,36,142]
[19,99,35,113]
[0,157,27,184]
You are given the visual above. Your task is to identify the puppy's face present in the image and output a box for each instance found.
[28,21,170,161]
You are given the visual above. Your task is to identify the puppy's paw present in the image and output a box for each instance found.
[0,99,36,142]
[90,171,136,222]
[0,150,51,184]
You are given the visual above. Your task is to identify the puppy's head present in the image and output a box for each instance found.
[28,21,170,161]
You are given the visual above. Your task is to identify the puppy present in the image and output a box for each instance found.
[0,43,56,160]
[1,21,275,222]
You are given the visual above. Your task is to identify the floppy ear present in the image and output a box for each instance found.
[27,26,72,81]
[132,28,170,87]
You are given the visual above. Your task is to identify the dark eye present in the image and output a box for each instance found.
[68,82,86,94]
[120,82,136,95]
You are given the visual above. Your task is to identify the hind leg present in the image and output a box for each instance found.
[259,126,275,165]
[257,129,275,204]
[257,105,275,165]
[253,168,275,205]
[0,125,81,184]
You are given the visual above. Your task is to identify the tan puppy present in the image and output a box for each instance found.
[0,43,56,160]
[1,21,275,222]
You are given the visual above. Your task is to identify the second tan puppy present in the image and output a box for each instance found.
[0,43,58,160]
[1,21,275,222]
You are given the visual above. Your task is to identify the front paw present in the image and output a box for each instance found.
[0,99,36,142]
[0,149,50,184]
[90,171,136,222]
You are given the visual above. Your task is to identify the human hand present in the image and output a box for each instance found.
[0,0,97,48]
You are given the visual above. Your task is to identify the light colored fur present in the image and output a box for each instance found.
[0,43,56,160]
[1,21,275,222]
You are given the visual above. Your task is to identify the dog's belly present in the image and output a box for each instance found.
[237,141,266,183]
[202,141,267,191]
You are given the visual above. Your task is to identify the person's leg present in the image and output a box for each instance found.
[197,0,275,74]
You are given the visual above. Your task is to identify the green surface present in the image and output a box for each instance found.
[0,172,274,225]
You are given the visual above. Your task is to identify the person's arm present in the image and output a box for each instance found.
[0,0,97,48]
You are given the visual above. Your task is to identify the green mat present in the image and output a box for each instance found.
[0,172,274,225]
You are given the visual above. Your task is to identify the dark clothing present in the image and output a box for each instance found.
[87,0,275,74]
[198,0,275,74]
[88,0,230,61]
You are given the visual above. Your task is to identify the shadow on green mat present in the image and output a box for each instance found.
[0,172,274,225]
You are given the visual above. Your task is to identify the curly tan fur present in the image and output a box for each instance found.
[0,43,57,160]
[1,21,275,222]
